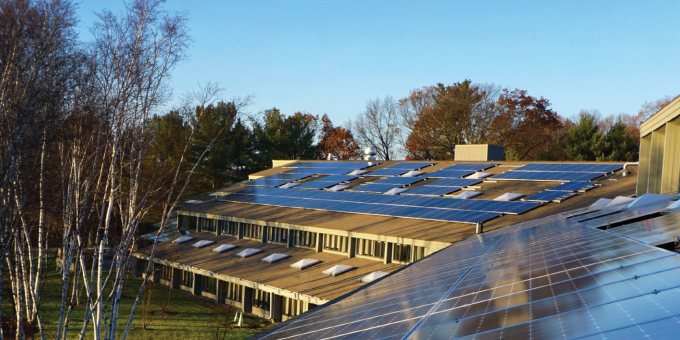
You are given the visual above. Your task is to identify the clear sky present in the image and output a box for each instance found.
[75,0,680,125]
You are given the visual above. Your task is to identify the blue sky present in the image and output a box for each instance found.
[75,0,680,125]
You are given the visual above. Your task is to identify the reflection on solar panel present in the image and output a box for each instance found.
[219,187,540,223]
[523,190,574,202]
[516,163,622,172]
[607,212,680,246]
[365,162,434,176]
[253,209,680,340]
[546,181,594,192]
[246,173,312,187]
[294,175,357,190]
[402,186,462,196]
[493,171,603,181]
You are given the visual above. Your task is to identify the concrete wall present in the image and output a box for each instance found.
[454,144,504,161]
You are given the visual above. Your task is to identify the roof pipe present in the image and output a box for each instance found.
[623,162,639,170]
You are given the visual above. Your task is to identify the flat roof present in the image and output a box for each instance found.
[136,232,401,302]
[181,161,637,244]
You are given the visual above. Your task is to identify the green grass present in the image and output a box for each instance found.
[4,261,271,340]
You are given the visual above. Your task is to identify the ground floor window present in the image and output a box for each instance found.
[181,270,193,287]
[224,282,242,303]
[253,289,270,310]
[202,276,217,295]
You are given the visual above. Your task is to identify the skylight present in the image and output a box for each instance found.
[192,240,215,248]
[466,172,493,179]
[173,236,194,244]
[327,185,350,192]
[453,191,482,199]
[359,271,389,283]
[383,188,409,195]
[290,259,320,270]
[212,244,237,253]
[322,264,354,277]
[261,253,290,263]
[400,171,425,177]
[346,169,368,176]
[280,182,300,189]
[235,248,262,258]
[494,193,524,201]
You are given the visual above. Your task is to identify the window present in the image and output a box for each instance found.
[266,226,288,244]
[224,282,242,303]
[218,220,238,236]
[243,223,261,240]
[355,238,385,258]
[198,217,216,232]
[323,234,348,253]
[253,289,270,310]
[293,230,317,248]
[157,264,172,281]
[202,276,217,295]
[393,244,425,263]
[284,297,299,317]
[181,270,193,287]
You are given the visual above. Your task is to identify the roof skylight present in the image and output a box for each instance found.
[235,248,262,258]
[290,259,320,270]
[327,185,350,192]
[261,253,290,263]
[453,191,483,199]
[212,244,237,253]
[173,236,195,244]
[359,271,389,283]
[494,193,524,201]
[192,240,215,248]
[322,264,354,277]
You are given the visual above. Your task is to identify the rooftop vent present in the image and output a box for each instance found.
[364,147,377,161]
[322,264,354,277]
[212,244,237,253]
[262,253,290,263]
[359,271,389,283]
[192,240,215,248]
[235,248,262,258]
[290,259,320,270]
[173,236,195,244]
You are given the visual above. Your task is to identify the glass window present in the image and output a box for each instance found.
[181,270,193,287]
[285,297,300,317]
[266,226,288,244]
[218,220,239,236]
[253,289,270,310]
[157,264,172,281]
[393,244,412,263]
[323,234,348,253]
[202,276,217,294]
[225,282,242,303]
[243,223,261,240]
[355,238,385,258]
[293,230,317,248]
[198,217,216,232]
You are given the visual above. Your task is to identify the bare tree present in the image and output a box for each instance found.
[350,96,401,160]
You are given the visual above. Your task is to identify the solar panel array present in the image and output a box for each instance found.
[294,175,358,190]
[424,163,497,179]
[523,190,575,202]
[253,210,680,340]
[220,187,541,223]
[493,163,623,182]
[365,162,434,177]
[351,177,425,194]
[283,161,377,175]
[403,178,483,197]
[545,181,594,192]
[607,212,680,247]
[245,173,313,187]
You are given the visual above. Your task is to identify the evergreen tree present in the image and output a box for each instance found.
[562,111,605,161]
[602,121,639,161]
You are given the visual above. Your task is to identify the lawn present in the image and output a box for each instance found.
[3,258,271,340]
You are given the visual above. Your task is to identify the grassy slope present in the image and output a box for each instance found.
[4,262,271,340]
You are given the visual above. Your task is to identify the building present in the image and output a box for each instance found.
[133,160,636,324]
[638,94,680,196]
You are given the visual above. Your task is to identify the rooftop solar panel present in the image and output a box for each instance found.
[440,163,498,171]
[425,178,482,187]
[351,183,403,194]
[492,171,603,182]
[523,190,574,202]
[515,163,623,173]
[252,211,680,340]
[386,162,435,170]
[363,168,411,177]
[371,176,424,186]
[423,169,476,178]
[546,181,595,192]
[401,186,462,196]
[607,212,680,246]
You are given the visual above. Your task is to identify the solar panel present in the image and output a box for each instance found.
[365,162,434,176]
[351,184,405,194]
[293,175,358,190]
[402,186,462,196]
[515,163,623,173]
[423,169,476,179]
[607,212,680,246]
[546,181,594,192]
[371,177,424,186]
[492,171,603,182]
[440,163,498,171]
[425,178,482,187]
[246,173,313,187]
[386,162,435,170]
[363,168,411,177]
[253,211,680,340]
[523,190,574,202]
[283,161,376,169]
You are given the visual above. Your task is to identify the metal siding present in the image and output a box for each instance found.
[648,126,666,194]
[637,134,652,196]
[640,95,680,137]
[454,144,504,161]
[662,119,680,194]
